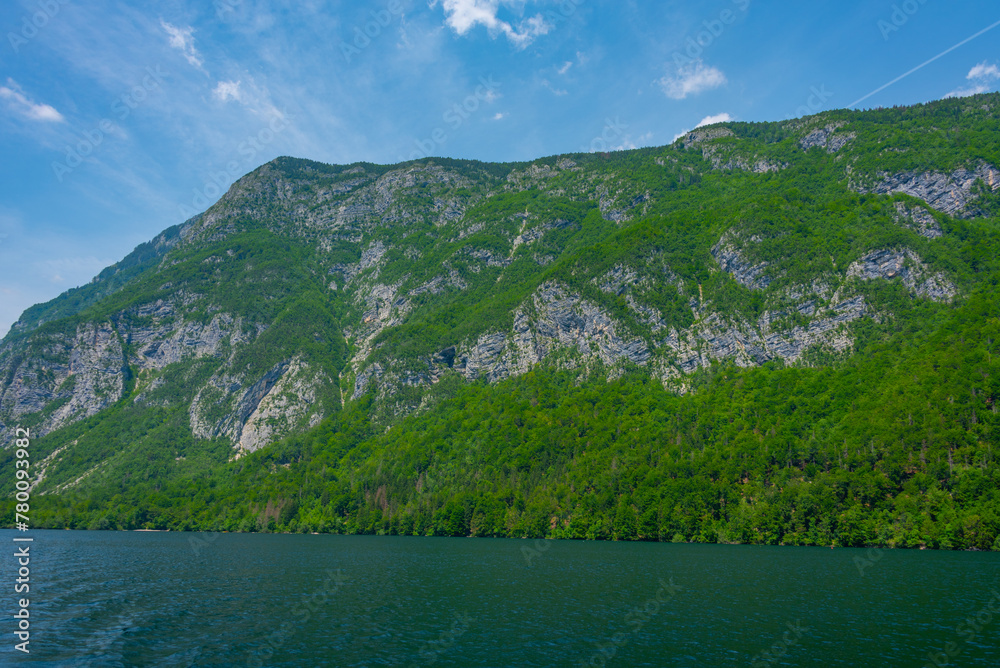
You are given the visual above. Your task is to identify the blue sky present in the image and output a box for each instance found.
[0,0,998,336]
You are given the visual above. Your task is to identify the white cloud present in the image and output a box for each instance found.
[696,112,734,127]
[946,61,1000,98]
[431,0,551,48]
[161,20,205,70]
[673,112,734,142]
[968,62,1000,81]
[213,80,245,103]
[493,112,507,120]
[481,86,501,104]
[0,79,64,123]
[657,59,726,100]
[557,61,573,75]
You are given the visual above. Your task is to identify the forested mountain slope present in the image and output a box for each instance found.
[2,94,999,548]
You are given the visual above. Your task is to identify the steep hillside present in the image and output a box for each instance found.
[2,94,1000,548]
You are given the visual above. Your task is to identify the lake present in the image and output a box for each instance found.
[3,530,998,666]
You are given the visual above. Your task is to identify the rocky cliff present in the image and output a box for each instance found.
[2,94,998,492]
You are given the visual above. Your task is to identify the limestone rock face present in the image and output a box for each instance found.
[658,295,866,376]
[0,292,319,451]
[712,237,771,291]
[0,322,126,446]
[862,164,1000,218]
[894,202,943,239]
[681,127,735,148]
[681,126,785,173]
[529,283,652,367]
[128,305,250,372]
[846,249,957,302]
[799,124,856,153]
[235,357,327,455]
[189,355,329,454]
[351,264,880,399]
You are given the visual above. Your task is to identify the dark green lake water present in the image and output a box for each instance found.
[3,530,999,666]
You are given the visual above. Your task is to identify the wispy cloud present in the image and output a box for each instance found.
[673,112,734,141]
[161,20,205,71]
[0,79,64,123]
[431,0,551,48]
[213,80,245,103]
[946,61,1000,98]
[657,59,727,100]
[493,112,507,120]
[212,76,285,121]
[542,79,568,96]
[557,61,573,75]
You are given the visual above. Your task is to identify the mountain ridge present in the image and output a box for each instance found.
[2,93,999,548]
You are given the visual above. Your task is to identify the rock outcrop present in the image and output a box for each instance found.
[680,127,785,173]
[846,249,957,301]
[235,356,327,454]
[712,237,771,290]
[189,356,327,453]
[861,164,999,218]
[800,124,856,153]
[894,202,943,239]
[660,295,865,374]
[0,322,126,446]
[530,283,652,366]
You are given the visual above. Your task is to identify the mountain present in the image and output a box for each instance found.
[2,94,1000,549]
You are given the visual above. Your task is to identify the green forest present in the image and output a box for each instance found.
[10,292,999,550]
[3,94,1000,550]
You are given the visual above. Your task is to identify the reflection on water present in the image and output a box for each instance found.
[3,530,998,666]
